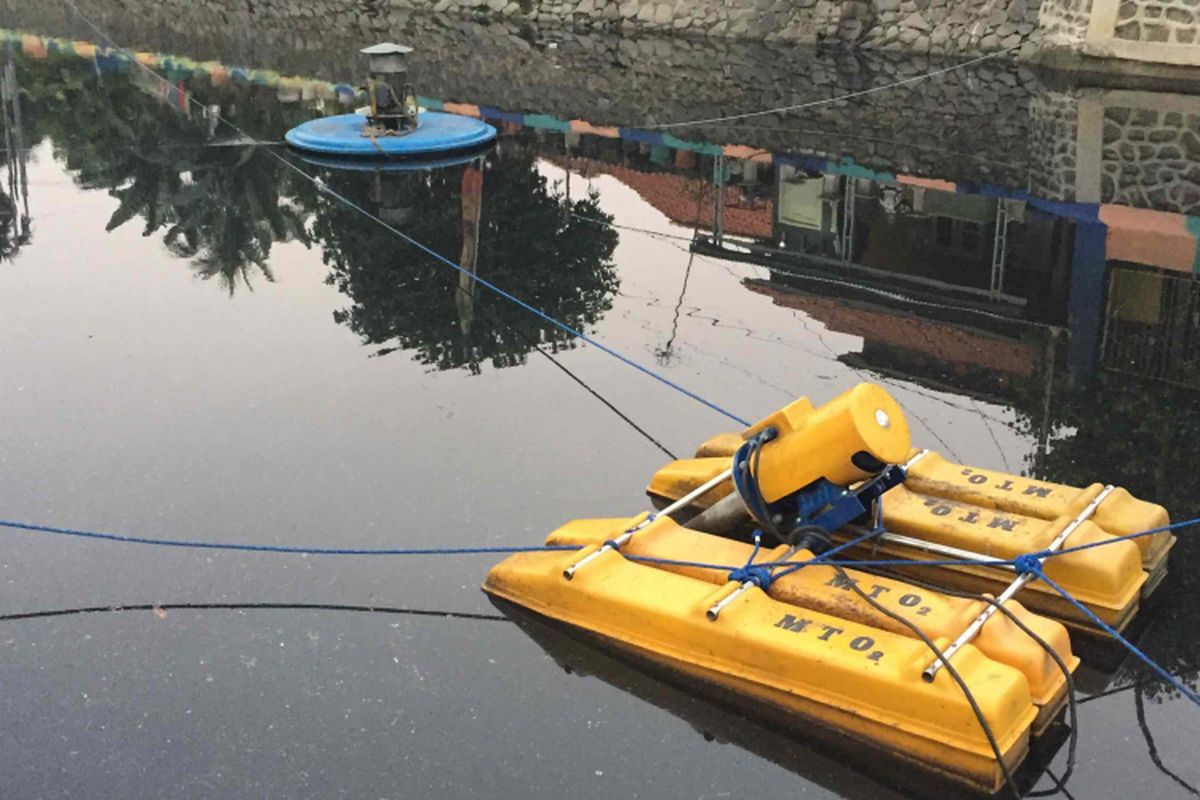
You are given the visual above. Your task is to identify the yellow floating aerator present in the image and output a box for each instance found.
[484,383,1121,793]
[544,516,1077,735]
[647,407,1173,636]
[485,537,1037,792]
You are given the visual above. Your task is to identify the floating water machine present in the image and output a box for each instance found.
[285,43,496,159]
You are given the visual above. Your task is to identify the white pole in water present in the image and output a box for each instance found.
[562,467,734,580]
[921,484,1115,682]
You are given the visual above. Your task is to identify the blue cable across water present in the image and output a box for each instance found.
[0,519,578,556]
[2,513,1199,707]
[56,0,751,431]
[1016,559,1200,709]
[301,177,752,428]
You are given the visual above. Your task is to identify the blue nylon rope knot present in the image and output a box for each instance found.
[1013,553,1044,576]
[730,565,774,590]
[602,539,623,551]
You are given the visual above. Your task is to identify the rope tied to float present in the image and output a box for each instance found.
[727,530,775,591]
[1012,552,1050,576]
[728,564,774,590]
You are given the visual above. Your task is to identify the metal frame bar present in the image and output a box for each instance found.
[921,485,1115,682]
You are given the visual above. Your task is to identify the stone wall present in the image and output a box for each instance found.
[1026,84,1200,212]
[1029,90,1082,200]
[398,0,1048,54]
[9,0,1200,212]
[8,0,1200,63]
[1114,0,1200,44]
[1038,0,1094,45]
[8,0,1051,55]
[1101,100,1200,211]
[3,0,1044,185]
[1043,0,1200,65]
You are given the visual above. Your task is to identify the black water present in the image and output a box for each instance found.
[1,8,1199,800]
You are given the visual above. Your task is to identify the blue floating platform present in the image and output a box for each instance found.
[285,111,496,158]
[294,149,486,174]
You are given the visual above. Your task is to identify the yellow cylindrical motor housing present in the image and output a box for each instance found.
[748,383,911,504]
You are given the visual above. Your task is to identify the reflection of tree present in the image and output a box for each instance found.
[315,148,619,373]
[14,52,310,291]
[1,45,31,261]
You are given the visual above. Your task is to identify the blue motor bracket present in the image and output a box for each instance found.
[804,465,906,534]
[731,428,906,546]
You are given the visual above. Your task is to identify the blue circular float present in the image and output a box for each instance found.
[286,111,496,159]
[294,149,487,174]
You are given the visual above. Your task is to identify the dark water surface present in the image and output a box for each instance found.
[1,5,1200,799]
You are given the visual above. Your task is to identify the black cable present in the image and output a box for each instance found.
[1135,686,1200,796]
[0,602,510,624]
[742,431,784,542]
[856,565,1079,795]
[830,564,1021,800]
[510,323,679,460]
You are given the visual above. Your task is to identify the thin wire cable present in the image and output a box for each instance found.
[0,602,509,624]
[54,0,752,429]
[650,47,1021,130]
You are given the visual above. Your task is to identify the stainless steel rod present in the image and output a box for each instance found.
[563,467,733,580]
[921,485,1114,682]
[707,544,801,621]
[843,525,1013,569]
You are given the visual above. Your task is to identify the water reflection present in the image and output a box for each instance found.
[8,46,620,372]
[310,141,618,373]
[13,44,313,291]
[0,42,31,260]
[3,19,1200,796]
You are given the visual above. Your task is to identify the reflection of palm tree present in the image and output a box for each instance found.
[316,146,619,374]
[14,50,311,290]
[0,187,29,260]
[1,44,31,261]
[96,143,310,294]
[162,147,308,294]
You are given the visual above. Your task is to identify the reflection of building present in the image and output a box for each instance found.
[702,155,1200,392]
[547,154,773,239]
[771,164,1073,314]
[1102,266,1200,388]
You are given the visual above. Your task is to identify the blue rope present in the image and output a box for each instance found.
[0,512,1195,574]
[624,553,746,570]
[1014,558,1200,709]
[306,178,752,428]
[1053,516,1200,556]
[56,0,750,430]
[729,564,775,589]
[728,530,775,589]
[0,519,579,556]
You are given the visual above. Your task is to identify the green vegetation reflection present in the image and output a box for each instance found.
[13,50,618,372]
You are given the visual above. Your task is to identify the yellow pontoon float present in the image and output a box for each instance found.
[484,383,1121,793]
[647,405,1173,636]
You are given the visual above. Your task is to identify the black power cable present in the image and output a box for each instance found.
[853,564,1079,796]
[829,563,1022,800]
